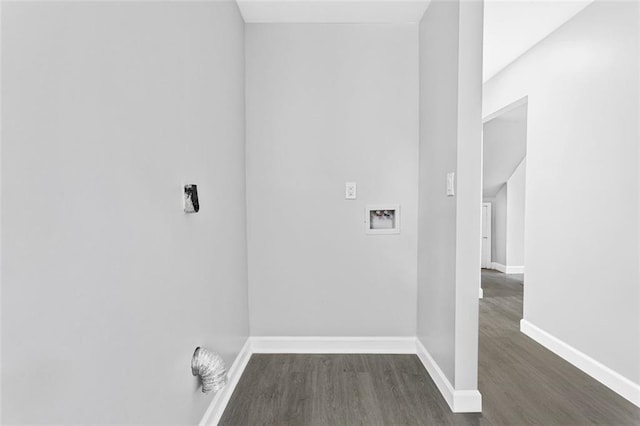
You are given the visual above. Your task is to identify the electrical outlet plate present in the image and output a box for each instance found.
[345,182,357,200]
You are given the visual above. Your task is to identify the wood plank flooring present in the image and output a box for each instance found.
[220,270,640,425]
[220,353,479,425]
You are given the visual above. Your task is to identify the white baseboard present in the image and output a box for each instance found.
[521,320,640,408]
[506,265,524,274]
[479,287,484,299]
[415,339,482,413]
[251,336,417,354]
[491,262,506,272]
[491,262,524,274]
[199,338,253,426]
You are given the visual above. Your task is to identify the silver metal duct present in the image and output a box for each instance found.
[191,347,227,394]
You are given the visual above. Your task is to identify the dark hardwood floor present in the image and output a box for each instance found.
[220,270,640,425]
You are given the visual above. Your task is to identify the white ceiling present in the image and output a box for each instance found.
[236,0,594,81]
[483,0,594,81]
[236,0,432,23]
[483,103,527,197]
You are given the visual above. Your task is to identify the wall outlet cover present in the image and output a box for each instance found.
[345,182,357,200]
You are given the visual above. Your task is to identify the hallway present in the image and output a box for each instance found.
[479,270,639,424]
[220,270,640,425]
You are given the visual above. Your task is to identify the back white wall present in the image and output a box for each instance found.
[484,0,639,387]
[489,159,525,269]
[246,24,419,336]
[493,184,508,265]
[506,159,525,268]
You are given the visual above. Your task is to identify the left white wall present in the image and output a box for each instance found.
[1,1,248,423]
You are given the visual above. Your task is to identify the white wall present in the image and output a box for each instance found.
[418,0,457,380]
[484,0,640,385]
[482,110,527,198]
[493,184,507,265]
[1,2,248,423]
[418,0,483,394]
[245,24,419,336]
[489,159,525,269]
[506,159,525,267]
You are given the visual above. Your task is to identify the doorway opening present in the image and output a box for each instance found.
[480,97,528,298]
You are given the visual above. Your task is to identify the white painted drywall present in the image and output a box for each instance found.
[245,24,419,336]
[506,159,525,267]
[482,105,527,197]
[1,2,249,423]
[493,184,508,266]
[484,0,639,384]
[452,0,483,392]
[417,0,483,392]
[483,0,593,81]
[418,0,457,380]
[490,159,525,269]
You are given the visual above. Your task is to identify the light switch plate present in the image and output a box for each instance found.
[345,182,357,200]
[446,173,455,196]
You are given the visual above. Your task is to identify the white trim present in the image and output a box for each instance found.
[199,338,253,426]
[251,336,416,354]
[505,265,524,274]
[490,262,524,274]
[415,340,482,413]
[479,287,484,299]
[520,320,640,408]
[491,262,506,272]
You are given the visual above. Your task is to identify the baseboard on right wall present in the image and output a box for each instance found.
[491,262,524,274]
[520,319,640,408]
[415,339,482,413]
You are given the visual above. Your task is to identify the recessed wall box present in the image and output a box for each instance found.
[365,204,400,235]
[184,184,199,213]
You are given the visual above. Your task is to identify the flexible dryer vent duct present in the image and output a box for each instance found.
[191,347,227,394]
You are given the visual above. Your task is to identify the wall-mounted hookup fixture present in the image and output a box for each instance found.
[365,204,401,235]
[184,184,200,213]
